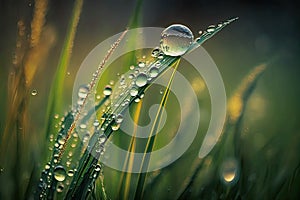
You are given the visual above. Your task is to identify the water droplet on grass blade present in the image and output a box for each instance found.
[149,67,159,78]
[99,134,106,143]
[31,89,38,96]
[207,25,216,33]
[111,122,120,131]
[78,85,89,98]
[220,158,239,185]
[56,183,64,192]
[67,170,74,177]
[138,62,145,68]
[151,47,161,57]
[95,164,101,172]
[135,73,148,87]
[160,24,194,56]
[115,114,123,123]
[103,85,112,96]
[54,166,66,182]
[130,87,139,96]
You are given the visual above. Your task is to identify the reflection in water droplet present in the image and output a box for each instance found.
[78,85,89,98]
[160,24,194,56]
[103,85,112,96]
[135,73,148,87]
[31,89,38,96]
[54,166,66,182]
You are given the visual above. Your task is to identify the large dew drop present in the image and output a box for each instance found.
[135,73,148,87]
[160,24,194,56]
[149,67,159,78]
[54,166,66,182]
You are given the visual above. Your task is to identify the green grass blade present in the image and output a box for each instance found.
[134,60,181,200]
[45,0,83,139]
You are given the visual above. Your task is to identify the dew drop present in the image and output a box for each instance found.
[115,114,123,124]
[99,134,106,143]
[128,73,135,79]
[95,164,101,172]
[67,169,74,177]
[207,25,216,33]
[130,87,139,97]
[103,85,112,96]
[31,89,38,96]
[149,67,159,78]
[135,73,148,87]
[93,120,100,127]
[54,166,66,182]
[78,85,89,98]
[79,123,87,129]
[134,98,141,103]
[129,65,135,70]
[151,47,161,57]
[111,122,120,131]
[160,24,194,56]
[220,158,239,184]
[157,53,164,60]
[45,163,51,170]
[56,183,64,193]
[138,61,145,68]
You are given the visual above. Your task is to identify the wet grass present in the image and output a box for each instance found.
[0,0,299,200]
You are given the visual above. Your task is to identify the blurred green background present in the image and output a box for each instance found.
[0,0,299,199]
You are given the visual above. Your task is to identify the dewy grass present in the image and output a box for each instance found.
[36,17,238,199]
[46,0,84,140]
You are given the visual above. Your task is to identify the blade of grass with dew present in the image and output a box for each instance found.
[176,63,267,200]
[113,0,145,195]
[40,17,238,199]
[117,100,143,200]
[45,0,83,140]
[68,17,237,199]
[133,59,181,200]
